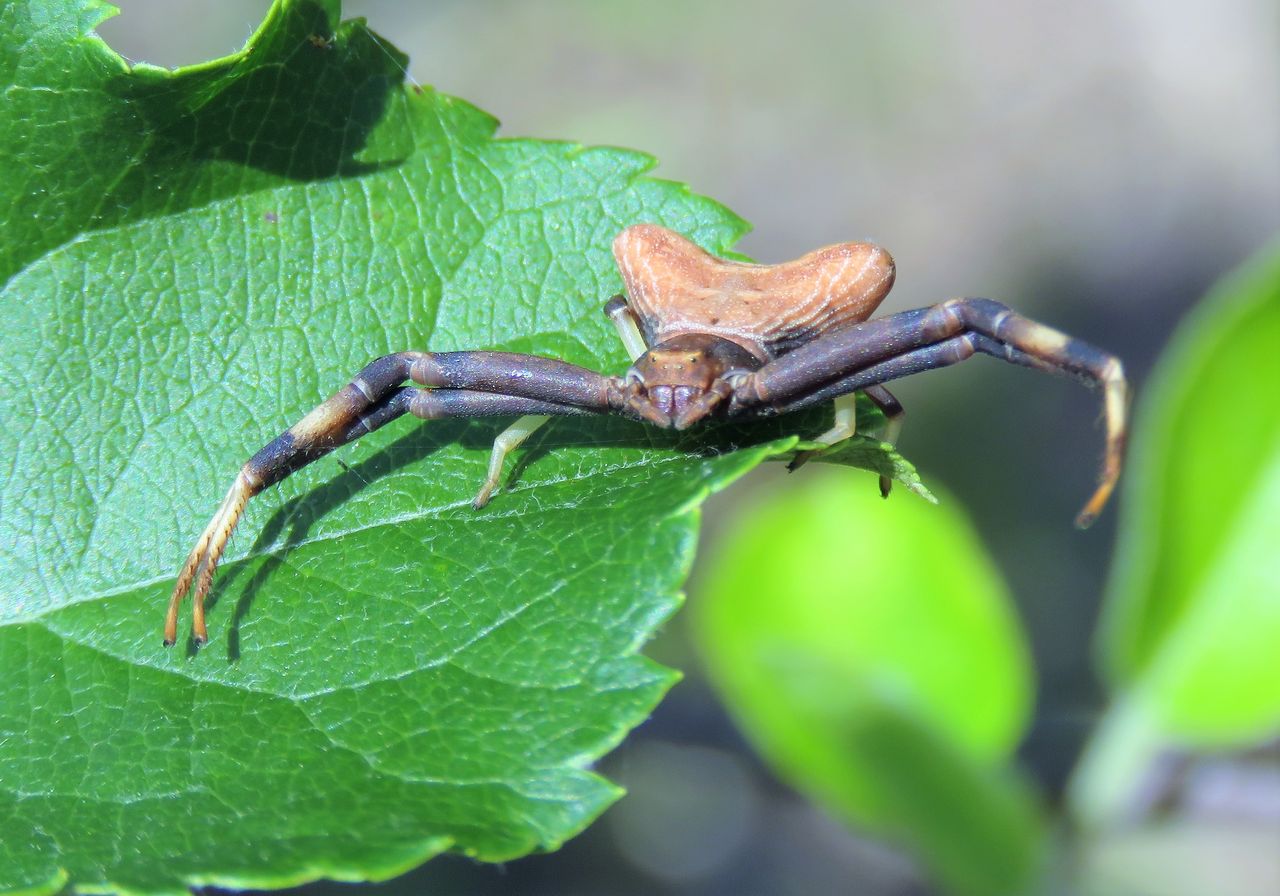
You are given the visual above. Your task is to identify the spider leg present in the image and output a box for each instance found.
[786,393,859,473]
[733,299,1127,527]
[471,295,653,510]
[784,386,904,497]
[471,414,551,510]
[603,294,650,359]
[167,356,418,648]
[166,351,617,646]
[864,385,904,497]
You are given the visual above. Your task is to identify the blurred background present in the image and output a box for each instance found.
[100,1,1279,893]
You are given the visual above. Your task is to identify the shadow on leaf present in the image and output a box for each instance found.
[192,408,835,658]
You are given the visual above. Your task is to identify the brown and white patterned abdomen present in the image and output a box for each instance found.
[613,224,895,360]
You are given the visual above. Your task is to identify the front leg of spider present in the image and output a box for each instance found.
[165,351,624,647]
[730,298,1128,526]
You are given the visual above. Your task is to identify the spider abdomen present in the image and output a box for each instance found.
[614,223,895,360]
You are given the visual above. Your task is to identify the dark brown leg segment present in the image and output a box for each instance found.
[864,385,904,497]
[166,351,617,647]
[735,299,1127,527]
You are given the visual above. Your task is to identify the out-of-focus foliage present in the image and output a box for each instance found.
[1099,239,1280,738]
[693,469,1044,896]
[1073,239,1280,826]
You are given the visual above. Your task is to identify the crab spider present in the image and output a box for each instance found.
[165,224,1127,646]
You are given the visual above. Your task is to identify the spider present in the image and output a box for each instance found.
[165,223,1128,646]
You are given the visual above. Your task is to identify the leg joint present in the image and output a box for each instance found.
[408,390,444,420]
[726,372,767,413]
[948,333,978,364]
[936,297,1017,337]
[924,299,966,340]
[1102,355,1126,386]
[409,354,443,388]
[603,295,629,319]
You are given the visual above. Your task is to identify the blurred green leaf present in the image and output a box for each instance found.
[0,1,922,892]
[1097,240,1280,743]
[1073,240,1280,827]
[693,469,1043,896]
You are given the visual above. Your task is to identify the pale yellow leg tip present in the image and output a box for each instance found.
[472,480,497,509]
[1074,481,1116,529]
[786,450,814,473]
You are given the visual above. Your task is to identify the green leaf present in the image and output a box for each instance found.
[0,0,409,283]
[1096,239,1280,741]
[792,436,937,503]
[1072,240,1280,825]
[692,468,1044,896]
[760,395,937,501]
[0,1,918,892]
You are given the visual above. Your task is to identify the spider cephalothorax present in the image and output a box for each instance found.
[616,332,762,428]
[165,223,1128,646]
